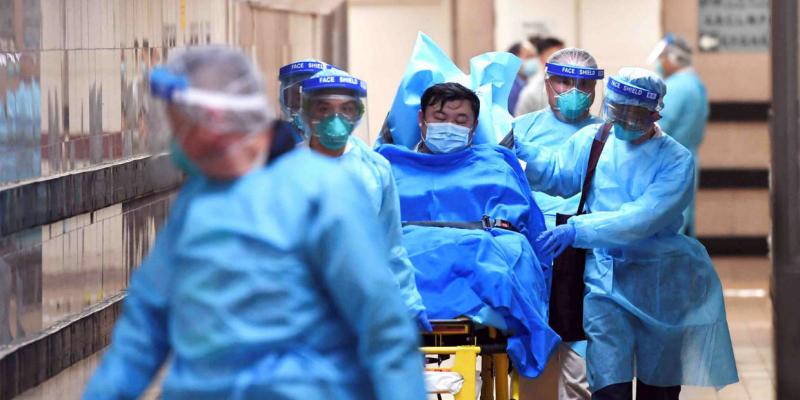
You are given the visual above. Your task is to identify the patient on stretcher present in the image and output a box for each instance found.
[377,81,559,378]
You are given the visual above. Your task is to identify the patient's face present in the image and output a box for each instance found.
[418,99,476,140]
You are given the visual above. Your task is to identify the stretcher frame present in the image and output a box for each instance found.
[422,318,520,400]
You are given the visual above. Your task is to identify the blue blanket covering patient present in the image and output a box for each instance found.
[378,143,559,378]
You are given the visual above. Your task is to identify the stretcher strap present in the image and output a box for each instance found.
[403,215,519,233]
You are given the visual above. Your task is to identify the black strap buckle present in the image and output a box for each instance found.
[481,215,493,231]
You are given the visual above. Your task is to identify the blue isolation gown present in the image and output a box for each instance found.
[659,69,709,236]
[83,148,426,400]
[516,123,738,391]
[513,108,603,359]
[339,136,426,319]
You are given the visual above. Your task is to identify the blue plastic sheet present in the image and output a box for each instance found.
[378,143,558,378]
[380,32,520,148]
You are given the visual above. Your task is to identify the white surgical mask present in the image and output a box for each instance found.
[424,122,472,153]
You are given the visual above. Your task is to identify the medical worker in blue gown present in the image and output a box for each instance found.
[83,46,426,400]
[647,33,709,237]
[278,59,330,143]
[517,68,737,400]
[297,68,431,331]
[512,47,605,400]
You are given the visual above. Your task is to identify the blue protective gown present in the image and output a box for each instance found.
[513,109,603,230]
[516,124,738,391]
[83,149,426,400]
[658,69,709,236]
[339,136,426,318]
[513,109,602,360]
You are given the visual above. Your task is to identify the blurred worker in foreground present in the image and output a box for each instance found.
[515,36,565,116]
[83,46,425,400]
[648,33,709,237]
[507,39,538,114]
[517,68,738,399]
[512,47,605,400]
[297,67,431,331]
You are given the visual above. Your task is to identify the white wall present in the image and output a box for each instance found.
[494,0,579,52]
[347,0,453,144]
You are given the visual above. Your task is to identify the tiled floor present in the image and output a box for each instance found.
[15,257,774,399]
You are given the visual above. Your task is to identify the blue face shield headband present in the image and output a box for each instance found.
[545,63,605,80]
[606,77,660,109]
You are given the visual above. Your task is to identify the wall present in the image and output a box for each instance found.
[347,0,454,144]
[663,0,770,102]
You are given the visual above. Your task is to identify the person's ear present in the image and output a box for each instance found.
[651,111,662,122]
[418,110,427,139]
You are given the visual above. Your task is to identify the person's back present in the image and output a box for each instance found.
[660,70,708,154]
[87,149,425,400]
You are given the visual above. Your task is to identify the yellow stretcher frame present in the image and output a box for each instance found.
[421,319,521,400]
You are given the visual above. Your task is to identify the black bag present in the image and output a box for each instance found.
[548,123,612,342]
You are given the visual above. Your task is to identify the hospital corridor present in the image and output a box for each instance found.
[0,1,796,400]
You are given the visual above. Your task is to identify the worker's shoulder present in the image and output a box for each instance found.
[573,122,606,141]
[266,147,362,194]
[513,108,548,127]
[656,129,693,159]
[350,136,392,172]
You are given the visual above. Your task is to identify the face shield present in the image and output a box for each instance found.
[148,66,274,171]
[603,76,661,140]
[544,63,604,121]
[278,60,328,131]
[301,72,368,150]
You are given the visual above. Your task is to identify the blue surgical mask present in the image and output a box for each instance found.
[523,58,540,78]
[169,140,203,176]
[314,114,354,151]
[613,123,647,142]
[555,88,592,121]
[424,122,472,153]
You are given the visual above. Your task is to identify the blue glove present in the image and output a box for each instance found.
[537,224,576,258]
[416,310,433,332]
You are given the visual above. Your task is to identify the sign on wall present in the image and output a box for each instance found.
[698,0,770,52]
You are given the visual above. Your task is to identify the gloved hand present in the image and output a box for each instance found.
[416,310,433,333]
[537,224,576,258]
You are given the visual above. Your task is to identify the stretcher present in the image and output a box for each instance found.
[422,318,521,400]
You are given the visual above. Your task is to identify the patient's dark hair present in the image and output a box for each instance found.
[420,82,480,123]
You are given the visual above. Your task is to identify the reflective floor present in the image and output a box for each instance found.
[14,257,774,399]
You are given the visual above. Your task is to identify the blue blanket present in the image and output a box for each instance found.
[378,143,559,378]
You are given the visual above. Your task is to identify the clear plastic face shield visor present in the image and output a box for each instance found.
[300,75,369,149]
[646,33,691,65]
[602,77,661,132]
[278,61,328,127]
[148,67,274,163]
[544,62,604,95]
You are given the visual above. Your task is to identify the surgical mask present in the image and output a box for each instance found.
[523,58,540,78]
[613,123,647,142]
[314,114,354,150]
[170,140,203,176]
[424,122,471,154]
[555,88,592,121]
